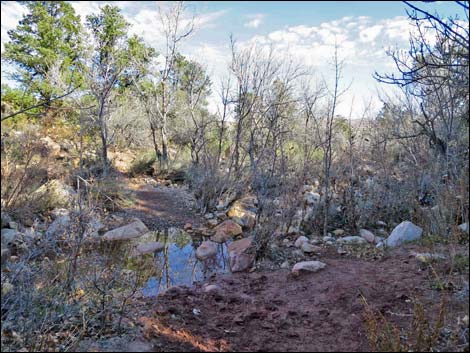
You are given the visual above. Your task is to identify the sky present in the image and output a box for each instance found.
[1,1,466,117]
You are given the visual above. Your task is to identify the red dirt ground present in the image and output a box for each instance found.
[78,245,468,352]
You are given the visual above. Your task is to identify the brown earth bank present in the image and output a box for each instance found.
[77,245,469,352]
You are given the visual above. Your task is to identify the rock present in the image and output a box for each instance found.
[211,220,242,243]
[227,199,257,229]
[45,215,70,239]
[195,240,218,261]
[332,229,345,237]
[1,212,12,228]
[304,192,321,205]
[458,223,468,233]
[31,180,75,210]
[414,252,446,264]
[2,282,14,296]
[301,242,320,254]
[376,228,388,237]
[102,219,149,241]
[39,136,61,157]
[294,235,309,248]
[376,220,387,227]
[1,229,19,245]
[51,208,70,219]
[8,221,18,230]
[302,185,315,193]
[86,216,105,236]
[292,261,326,276]
[183,223,192,231]
[281,260,290,269]
[215,212,227,220]
[204,213,214,220]
[374,236,384,245]
[203,284,221,294]
[206,219,219,228]
[227,237,255,272]
[337,236,367,245]
[385,221,423,247]
[359,229,376,243]
[323,236,335,242]
[1,248,11,264]
[133,242,165,256]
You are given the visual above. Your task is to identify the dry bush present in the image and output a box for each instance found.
[361,295,447,352]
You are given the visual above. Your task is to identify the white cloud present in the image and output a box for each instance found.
[1,1,27,52]
[244,14,265,29]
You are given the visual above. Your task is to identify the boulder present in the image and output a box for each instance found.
[183,223,192,231]
[337,236,367,245]
[31,180,75,210]
[304,192,320,205]
[384,221,423,247]
[211,220,242,243]
[39,136,61,157]
[227,201,256,229]
[227,237,255,272]
[102,219,149,241]
[132,242,165,256]
[292,260,326,276]
[294,235,309,248]
[359,229,375,243]
[195,240,218,261]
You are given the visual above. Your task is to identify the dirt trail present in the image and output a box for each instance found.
[118,179,204,230]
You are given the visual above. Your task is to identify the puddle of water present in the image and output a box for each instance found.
[132,228,229,297]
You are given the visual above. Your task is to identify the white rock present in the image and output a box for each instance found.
[458,223,468,233]
[294,235,309,248]
[332,229,345,236]
[337,236,367,245]
[376,220,387,227]
[102,219,149,241]
[203,284,221,294]
[304,192,321,205]
[359,229,376,243]
[292,261,326,275]
[385,221,423,247]
[301,242,320,254]
[281,260,290,269]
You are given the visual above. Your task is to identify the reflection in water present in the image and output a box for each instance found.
[137,228,229,297]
